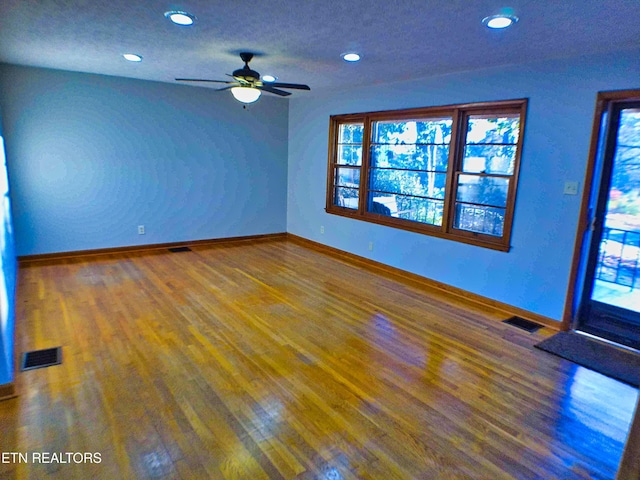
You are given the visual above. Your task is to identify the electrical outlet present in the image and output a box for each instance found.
[138,225,145,235]
[320,225,325,234]
[563,181,579,195]
[368,241,374,251]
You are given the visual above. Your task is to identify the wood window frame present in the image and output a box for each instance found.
[325,99,528,251]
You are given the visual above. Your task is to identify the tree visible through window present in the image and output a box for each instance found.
[454,114,520,237]
[326,100,527,251]
[369,117,452,226]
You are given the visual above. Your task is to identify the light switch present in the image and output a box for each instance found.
[563,181,579,195]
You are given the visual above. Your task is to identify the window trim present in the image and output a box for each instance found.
[325,99,528,251]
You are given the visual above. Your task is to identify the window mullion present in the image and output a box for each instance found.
[326,118,340,211]
[442,108,464,233]
[358,116,372,216]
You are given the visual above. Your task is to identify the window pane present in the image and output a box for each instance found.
[463,145,516,174]
[368,193,444,226]
[339,123,364,144]
[454,204,505,236]
[456,175,509,208]
[415,120,452,144]
[618,109,640,147]
[466,115,520,144]
[334,186,359,209]
[370,168,446,199]
[371,145,449,171]
[610,110,640,192]
[337,145,362,166]
[335,167,360,188]
[372,118,452,145]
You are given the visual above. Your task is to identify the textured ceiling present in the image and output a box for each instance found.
[1,0,640,95]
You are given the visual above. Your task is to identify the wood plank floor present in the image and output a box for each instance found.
[1,238,638,479]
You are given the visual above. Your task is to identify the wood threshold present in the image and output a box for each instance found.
[18,232,287,264]
[0,382,16,401]
[287,233,559,330]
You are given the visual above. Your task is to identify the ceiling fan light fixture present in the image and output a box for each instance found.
[164,11,196,26]
[482,14,518,29]
[342,53,361,62]
[176,53,309,99]
[123,53,142,62]
[231,87,261,104]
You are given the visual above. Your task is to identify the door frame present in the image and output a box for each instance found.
[562,89,640,331]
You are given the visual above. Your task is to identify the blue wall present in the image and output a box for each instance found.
[0,64,289,255]
[287,49,640,321]
[0,108,17,385]
[1,50,639,331]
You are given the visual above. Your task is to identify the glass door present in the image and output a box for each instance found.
[577,101,640,349]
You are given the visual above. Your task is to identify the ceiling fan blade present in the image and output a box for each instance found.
[215,86,235,91]
[258,85,292,96]
[175,78,234,84]
[270,82,311,90]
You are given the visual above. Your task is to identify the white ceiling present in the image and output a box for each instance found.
[1,0,639,96]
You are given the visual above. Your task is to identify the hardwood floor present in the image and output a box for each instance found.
[1,238,638,479]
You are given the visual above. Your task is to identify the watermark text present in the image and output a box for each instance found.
[1,452,101,464]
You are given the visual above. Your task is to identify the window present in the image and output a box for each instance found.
[334,121,364,210]
[326,99,527,251]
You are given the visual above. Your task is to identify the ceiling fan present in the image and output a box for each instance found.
[176,52,310,103]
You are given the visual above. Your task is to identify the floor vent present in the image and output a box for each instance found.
[503,316,543,333]
[168,246,192,253]
[21,347,62,371]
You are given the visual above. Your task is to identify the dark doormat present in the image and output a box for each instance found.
[535,331,640,387]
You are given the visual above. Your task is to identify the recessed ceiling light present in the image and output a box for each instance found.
[342,53,361,62]
[262,75,277,83]
[164,10,196,26]
[482,14,518,29]
[123,53,142,62]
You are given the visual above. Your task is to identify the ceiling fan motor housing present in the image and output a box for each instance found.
[234,52,260,83]
[233,67,260,83]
